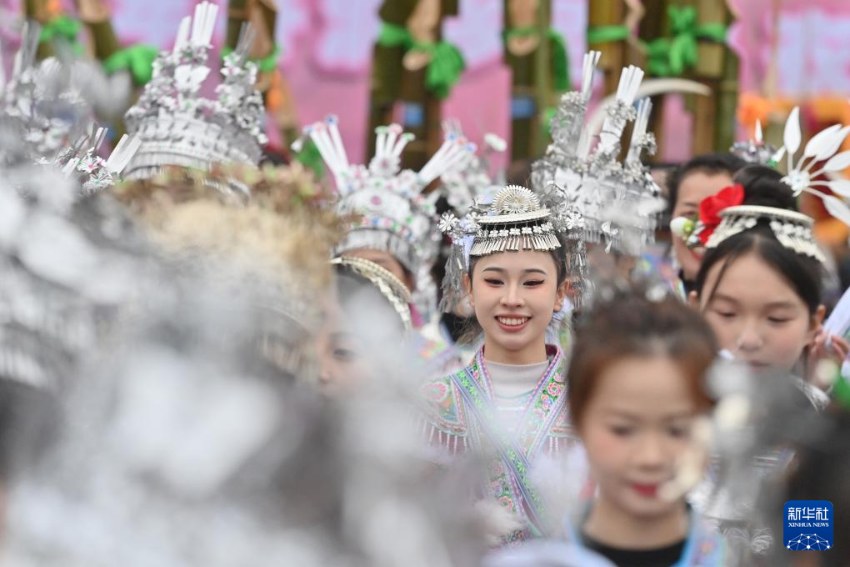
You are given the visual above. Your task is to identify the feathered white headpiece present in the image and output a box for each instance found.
[773,106,850,224]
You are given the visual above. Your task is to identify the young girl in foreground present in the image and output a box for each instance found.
[571,291,726,566]
[488,290,727,566]
[421,185,576,544]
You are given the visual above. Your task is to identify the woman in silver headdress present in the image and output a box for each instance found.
[318,256,417,395]
[422,184,579,545]
[304,115,475,377]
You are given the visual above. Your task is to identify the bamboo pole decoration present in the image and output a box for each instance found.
[75,0,121,60]
[24,0,63,59]
[367,0,458,170]
[504,0,556,162]
[532,0,552,158]
[226,0,299,148]
[692,0,737,154]
[588,0,627,96]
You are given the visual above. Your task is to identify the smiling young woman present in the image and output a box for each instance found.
[466,250,567,365]
[419,185,578,545]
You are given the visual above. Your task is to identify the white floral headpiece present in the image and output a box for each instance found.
[532,51,663,256]
[774,106,850,225]
[676,108,850,262]
[706,205,825,262]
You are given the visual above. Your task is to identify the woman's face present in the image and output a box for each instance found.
[579,355,702,521]
[697,252,821,372]
[316,281,375,395]
[317,330,375,395]
[317,272,405,395]
[672,171,734,282]
[466,250,565,365]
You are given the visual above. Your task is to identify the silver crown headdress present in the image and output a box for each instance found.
[439,120,506,216]
[439,184,573,312]
[122,2,267,193]
[730,120,778,165]
[1,24,140,195]
[531,51,663,256]
[304,116,474,273]
[301,116,471,319]
[0,23,92,165]
[303,116,474,323]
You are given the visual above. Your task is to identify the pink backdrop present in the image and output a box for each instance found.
[3,0,850,164]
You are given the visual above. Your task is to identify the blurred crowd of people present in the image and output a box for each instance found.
[1,4,850,566]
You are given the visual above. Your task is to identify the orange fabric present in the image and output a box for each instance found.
[737,93,778,130]
[738,93,850,154]
[814,218,850,247]
[265,70,283,112]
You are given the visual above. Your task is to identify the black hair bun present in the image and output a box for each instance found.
[734,165,798,211]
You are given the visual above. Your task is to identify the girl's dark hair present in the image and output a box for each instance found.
[731,164,796,208]
[568,288,718,427]
[457,235,570,344]
[694,165,823,314]
[666,152,748,217]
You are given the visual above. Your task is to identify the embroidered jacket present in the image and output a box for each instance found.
[419,345,576,543]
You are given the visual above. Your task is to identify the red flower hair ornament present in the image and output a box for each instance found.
[697,184,745,245]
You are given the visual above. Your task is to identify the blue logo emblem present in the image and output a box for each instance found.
[784,500,833,551]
